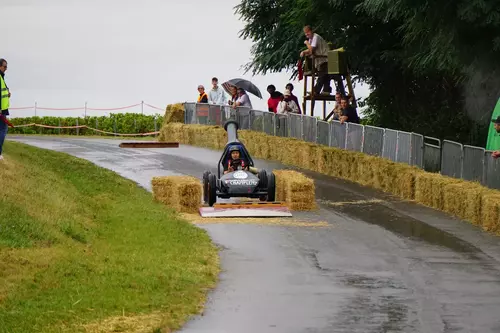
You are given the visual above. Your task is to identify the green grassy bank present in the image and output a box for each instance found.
[0,141,219,333]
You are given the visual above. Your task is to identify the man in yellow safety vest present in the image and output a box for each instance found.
[0,58,11,161]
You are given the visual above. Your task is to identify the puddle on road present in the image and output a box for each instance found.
[325,198,481,255]
[305,172,483,255]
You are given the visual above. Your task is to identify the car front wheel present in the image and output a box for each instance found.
[208,173,217,207]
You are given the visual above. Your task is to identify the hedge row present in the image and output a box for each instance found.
[7,113,163,136]
[158,108,500,237]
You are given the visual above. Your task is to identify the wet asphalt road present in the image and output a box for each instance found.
[8,136,500,333]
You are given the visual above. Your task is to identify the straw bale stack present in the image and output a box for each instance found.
[240,131,271,160]
[163,103,185,124]
[273,170,317,211]
[321,147,343,178]
[257,132,272,160]
[443,182,486,227]
[151,176,202,214]
[415,172,461,210]
[480,192,500,233]
[158,123,185,143]
[392,164,422,200]
[310,144,327,174]
[266,137,291,164]
[321,147,360,181]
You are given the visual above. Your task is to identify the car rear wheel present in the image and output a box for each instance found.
[203,171,210,204]
[208,173,217,207]
[267,172,276,202]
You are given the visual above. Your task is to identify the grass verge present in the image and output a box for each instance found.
[0,141,219,333]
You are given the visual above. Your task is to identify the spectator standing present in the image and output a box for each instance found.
[330,92,343,121]
[197,85,208,103]
[277,89,300,114]
[0,58,10,161]
[285,83,302,114]
[267,85,283,113]
[339,96,360,124]
[208,77,227,105]
[233,88,253,109]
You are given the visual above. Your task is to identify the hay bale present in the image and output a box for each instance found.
[321,147,343,178]
[273,170,317,211]
[481,192,500,233]
[266,137,289,164]
[189,125,207,146]
[356,154,380,188]
[310,145,327,174]
[392,164,422,200]
[415,172,461,210]
[240,131,258,156]
[274,170,287,202]
[321,147,360,181]
[163,104,184,124]
[158,123,185,143]
[163,124,222,150]
[267,137,303,167]
[151,176,202,214]
[242,131,271,160]
[164,103,185,124]
[443,182,486,226]
[258,133,272,160]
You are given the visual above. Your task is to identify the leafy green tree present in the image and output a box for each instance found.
[234,0,500,146]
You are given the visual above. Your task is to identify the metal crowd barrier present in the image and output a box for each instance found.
[182,102,500,190]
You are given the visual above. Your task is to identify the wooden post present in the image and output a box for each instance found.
[310,55,316,117]
[302,75,307,115]
[345,67,357,108]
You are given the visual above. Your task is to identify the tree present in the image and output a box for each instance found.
[234,0,500,146]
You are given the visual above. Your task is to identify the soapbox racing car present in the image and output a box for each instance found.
[202,121,276,207]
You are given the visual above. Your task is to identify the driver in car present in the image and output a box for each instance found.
[224,146,249,174]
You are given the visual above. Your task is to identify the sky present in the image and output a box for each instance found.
[2,0,371,118]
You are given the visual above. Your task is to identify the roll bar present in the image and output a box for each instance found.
[224,119,239,143]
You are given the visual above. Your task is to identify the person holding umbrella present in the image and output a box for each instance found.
[233,87,253,109]
[222,78,262,109]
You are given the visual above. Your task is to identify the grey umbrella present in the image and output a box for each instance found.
[222,78,263,99]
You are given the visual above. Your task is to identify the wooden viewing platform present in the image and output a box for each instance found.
[301,48,357,121]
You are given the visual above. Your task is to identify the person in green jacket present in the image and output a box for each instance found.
[491,116,500,159]
[0,58,11,161]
